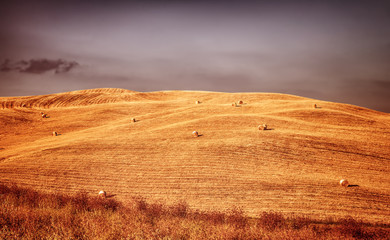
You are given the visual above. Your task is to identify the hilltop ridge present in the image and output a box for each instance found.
[0,88,312,109]
[1,88,387,114]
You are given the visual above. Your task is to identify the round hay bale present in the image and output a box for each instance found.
[98,190,107,198]
[52,131,58,136]
[195,100,200,104]
[238,100,243,104]
[258,124,267,130]
[131,118,136,123]
[192,131,199,137]
[313,104,317,108]
[339,179,349,187]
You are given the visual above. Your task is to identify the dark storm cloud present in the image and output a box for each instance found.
[0,0,389,112]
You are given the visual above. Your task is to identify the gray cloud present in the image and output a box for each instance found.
[0,1,389,112]
[1,59,79,74]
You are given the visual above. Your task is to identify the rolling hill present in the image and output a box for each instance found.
[1,88,389,223]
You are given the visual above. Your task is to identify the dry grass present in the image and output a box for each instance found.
[1,183,389,240]
[0,88,389,227]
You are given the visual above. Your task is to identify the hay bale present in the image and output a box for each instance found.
[238,100,243,104]
[98,190,107,198]
[339,179,349,187]
[131,118,136,123]
[258,124,267,130]
[192,131,199,137]
[195,100,200,104]
[313,104,317,108]
[52,131,58,136]
[41,112,47,118]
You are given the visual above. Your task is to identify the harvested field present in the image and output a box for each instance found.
[0,88,389,223]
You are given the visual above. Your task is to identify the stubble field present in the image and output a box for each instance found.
[1,88,389,224]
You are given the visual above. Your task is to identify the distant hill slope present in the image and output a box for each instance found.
[0,88,389,223]
[0,88,137,108]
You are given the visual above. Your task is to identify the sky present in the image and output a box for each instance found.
[1,0,389,112]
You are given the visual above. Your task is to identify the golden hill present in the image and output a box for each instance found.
[1,88,389,223]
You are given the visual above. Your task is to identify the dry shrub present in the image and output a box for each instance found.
[147,202,165,218]
[0,184,122,239]
[1,200,60,239]
[39,192,72,209]
[52,193,71,208]
[66,190,120,212]
[71,191,89,212]
[169,200,188,218]
[0,184,11,194]
[8,184,25,198]
[89,196,121,212]
[207,211,226,225]
[194,210,226,225]
[133,197,166,223]
[133,196,148,212]
[21,188,41,208]
[227,207,248,229]
[4,184,41,208]
[65,216,86,240]
[289,216,312,230]
[258,211,286,231]
[1,183,389,239]
[336,216,375,239]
